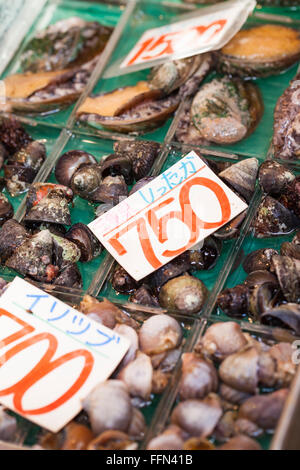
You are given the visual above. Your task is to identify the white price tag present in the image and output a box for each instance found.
[104,0,256,77]
[0,278,129,432]
[89,151,248,281]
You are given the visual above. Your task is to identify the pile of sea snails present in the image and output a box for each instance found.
[0,288,185,450]
[1,18,113,113]
[0,117,46,223]
[217,160,300,332]
[109,156,259,313]
[147,321,295,451]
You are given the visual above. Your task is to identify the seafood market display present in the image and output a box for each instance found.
[0,0,300,451]
[147,321,295,450]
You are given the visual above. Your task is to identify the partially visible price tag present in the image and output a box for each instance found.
[104,0,256,78]
[89,151,248,281]
[0,277,129,432]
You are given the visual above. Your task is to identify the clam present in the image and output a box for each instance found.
[20,18,112,73]
[238,388,289,430]
[77,84,180,134]
[189,78,262,145]
[158,274,208,314]
[0,117,32,154]
[219,158,258,202]
[273,74,300,161]
[258,161,295,195]
[261,303,300,335]
[243,248,278,274]
[0,219,28,263]
[83,380,132,435]
[217,284,250,317]
[217,435,261,451]
[0,194,13,226]
[5,229,58,282]
[195,322,248,361]
[2,18,113,113]
[55,150,97,187]
[171,394,223,437]
[179,353,218,400]
[271,254,300,302]
[252,196,299,238]
[41,422,93,450]
[139,314,182,356]
[113,140,160,181]
[217,25,300,78]
[65,223,102,262]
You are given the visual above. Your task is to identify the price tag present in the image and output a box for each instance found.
[89,151,248,281]
[0,277,129,432]
[115,0,256,75]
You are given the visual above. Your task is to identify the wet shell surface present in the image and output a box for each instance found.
[217,25,300,78]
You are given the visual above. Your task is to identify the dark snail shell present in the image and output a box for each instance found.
[99,153,133,185]
[0,219,29,263]
[70,163,102,201]
[243,248,278,274]
[261,303,300,335]
[217,284,249,317]
[52,234,81,267]
[25,183,73,226]
[258,161,295,195]
[0,143,6,169]
[280,241,300,260]
[149,252,191,292]
[219,158,258,202]
[0,194,14,226]
[129,285,159,308]
[248,282,278,321]
[214,210,246,240]
[111,266,140,294]
[95,175,128,204]
[113,141,160,181]
[129,176,156,196]
[271,254,300,303]
[252,196,299,238]
[65,223,102,262]
[244,270,278,289]
[0,117,32,154]
[158,274,208,314]
[279,176,300,219]
[55,150,97,187]
[5,229,59,282]
[188,237,222,271]
[53,263,82,290]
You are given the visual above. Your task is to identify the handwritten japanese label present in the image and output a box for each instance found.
[89,151,248,281]
[118,0,256,73]
[0,277,129,432]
